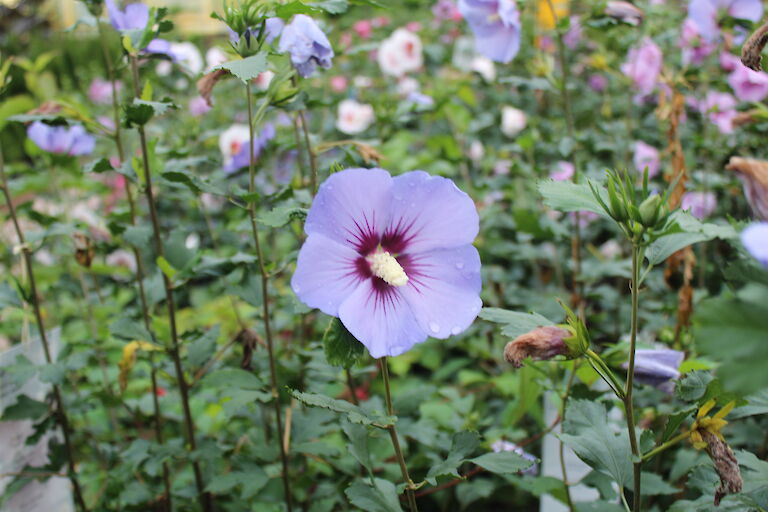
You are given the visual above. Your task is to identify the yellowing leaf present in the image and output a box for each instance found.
[118,341,162,391]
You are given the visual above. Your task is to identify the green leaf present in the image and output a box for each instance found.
[123,225,152,248]
[276,1,321,17]
[675,371,714,402]
[84,158,114,174]
[259,205,308,228]
[1,394,48,420]
[187,326,220,369]
[0,281,22,308]
[538,179,610,218]
[123,98,177,127]
[661,406,696,442]
[345,478,403,512]
[215,53,269,84]
[110,316,153,341]
[156,256,177,280]
[479,307,555,338]
[646,213,737,266]
[426,431,480,484]
[290,390,395,427]
[468,451,535,474]
[310,0,349,13]
[206,467,269,497]
[731,389,768,419]
[202,368,263,390]
[323,317,365,368]
[342,421,373,474]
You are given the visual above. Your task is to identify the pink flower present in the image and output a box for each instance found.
[88,78,122,105]
[680,18,716,66]
[633,141,661,178]
[189,96,211,117]
[719,51,741,72]
[353,19,373,39]
[621,37,662,96]
[550,161,575,181]
[589,74,608,92]
[681,191,716,219]
[330,75,348,93]
[699,91,738,134]
[406,21,422,32]
[727,64,768,102]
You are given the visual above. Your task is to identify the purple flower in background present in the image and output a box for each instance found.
[687,0,763,42]
[589,74,608,92]
[698,91,738,134]
[291,168,482,358]
[621,38,662,96]
[27,121,95,156]
[491,440,538,475]
[727,64,768,102]
[742,222,768,267]
[88,78,122,105]
[144,38,175,56]
[680,18,716,65]
[278,15,334,78]
[223,123,276,174]
[229,17,284,47]
[189,96,211,117]
[550,161,574,181]
[681,191,717,219]
[625,349,684,393]
[563,16,582,49]
[105,0,149,32]
[433,0,462,21]
[458,0,521,64]
[720,51,742,71]
[633,141,661,178]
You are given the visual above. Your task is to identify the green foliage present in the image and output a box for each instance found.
[215,53,269,84]
[322,317,365,368]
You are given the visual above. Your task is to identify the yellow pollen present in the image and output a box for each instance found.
[368,251,408,287]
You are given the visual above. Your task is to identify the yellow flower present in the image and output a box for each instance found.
[690,399,735,450]
[537,0,569,30]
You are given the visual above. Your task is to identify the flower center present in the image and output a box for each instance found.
[367,249,408,287]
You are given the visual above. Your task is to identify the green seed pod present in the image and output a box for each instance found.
[607,178,628,222]
[639,194,662,227]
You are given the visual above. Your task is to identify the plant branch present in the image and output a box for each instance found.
[624,243,642,510]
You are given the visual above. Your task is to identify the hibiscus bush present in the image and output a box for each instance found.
[2,0,768,511]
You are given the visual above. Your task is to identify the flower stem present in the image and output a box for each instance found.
[624,244,642,510]
[129,55,211,512]
[558,363,578,512]
[0,147,89,512]
[379,357,419,512]
[98,24,172,508]
[245,82,293,512]
[298,109,318,195]
[642,432,689,462]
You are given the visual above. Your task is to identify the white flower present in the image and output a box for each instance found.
[219,124,251,166]
[336,99,375,135]
[500,106,526,137]
[471,56,496,82]
[205,47,228,71]
[397,76,420,96]
[255,70,275,91]
[468,140,484,163]
[353,75,374,88]
[106,249,137,273]
[378,28,423,77]
[171,42,204,75]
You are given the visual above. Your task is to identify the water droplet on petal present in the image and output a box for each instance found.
[451,326,462,335]
[429,321,440,333]
[455,262,464,269]
[294,284,301,293]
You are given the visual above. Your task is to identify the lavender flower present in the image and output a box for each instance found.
[88,78,122,105]
[680,18,716,66]
[633,141,661,178]
[621,38,662,96]
[105,0,149,32]
[681,191,716,219]
[27,121,95,156]
[741,222,768,267]
[550,161,574,182]
[291,168,482,358]
[626,349,684,393]
[727,64,768,102]
[698,91,738,134]
[278,15,334,78]
[458,0,521,64]
[687,0,763,42]
[223,123,276,174]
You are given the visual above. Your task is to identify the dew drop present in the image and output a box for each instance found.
[429,321,440,333]
[451,326,462,335]
[294,284,301,293]
[455,262,464,269]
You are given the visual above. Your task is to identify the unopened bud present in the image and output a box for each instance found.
[504,326,571,368]
[639,194,662,227]
[701,431,743,506]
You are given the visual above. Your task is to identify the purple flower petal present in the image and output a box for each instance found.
[385,171,479,254]
[304,168,393,251]
[399,245,482,339]
[290,234,366,316]
[459,0,521,63]
[742,222,768,267]
[339,280,427,358]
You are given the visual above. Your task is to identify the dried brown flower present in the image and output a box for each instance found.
[504,326,570,368]
[701,430,743,506]
[726,156,768,220]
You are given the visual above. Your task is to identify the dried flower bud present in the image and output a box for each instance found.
[604,1,643,26]
[726,157,768,220]
[741,20,768,72]
[700,430,743,506]
[73,232,94,268]
[196,69,228,107]
[504,326,571,368]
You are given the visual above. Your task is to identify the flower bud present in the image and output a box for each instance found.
[607,178,629,222]
[701,431,743,506]
[639,194,662,227]
[504,326,571,368]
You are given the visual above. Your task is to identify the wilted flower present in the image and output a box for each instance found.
[625,348,684,393]
[698,91,738,134]
[491,440,538,475]
[378,28,424,77]
[727,63,768,102]
[632,141,661,178]
[504,326,572,368]
[291,168,482,358]
[336,99,375,135]
[621,38,662,96]
[279,15,334,78]
[500,106,526,137]
[741,222,768,266]
[726,156,768,220]
[687,0,763,42]
[550,161,574,182]
[88,78,122,105]
[458,0,521,63]
[681,191,716,219]
[27,121,95,156]
[223,123,275,174]
[105,0,148,32]
[605,1,644,25]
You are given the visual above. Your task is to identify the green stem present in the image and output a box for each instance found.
[585,349,626,400]
[379,357,418,512]
[129,55,211,512]
[642,432,689,462]
[298,109,318,194]
[625,244,642,510]
[0,147,89,512]
[97,23,172,508]
[245,82,293,512]
[559,363,578,512]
